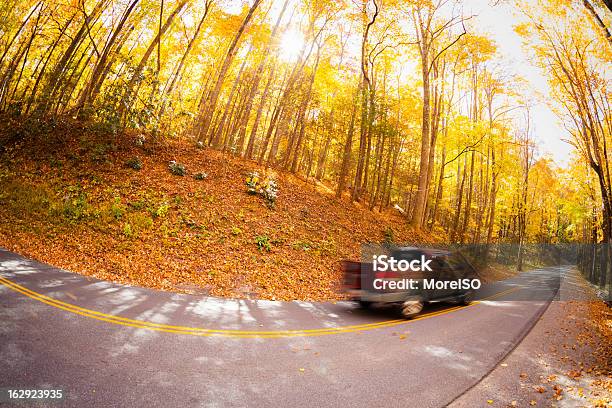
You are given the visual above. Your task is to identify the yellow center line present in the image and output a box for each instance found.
[0,275,519,338]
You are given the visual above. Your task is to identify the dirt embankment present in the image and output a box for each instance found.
[0,121,434,300]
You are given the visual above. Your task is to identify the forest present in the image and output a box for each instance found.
[0,0,610,298]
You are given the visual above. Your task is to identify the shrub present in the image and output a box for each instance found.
[123,222,133,238]
[193,172,208,181]
[245,171,278,208]
[128,198,147,210]
[92,143,111,163]
[246,171,260,194]
[168,160,186,176]
[131,213,153,231]
[255,235,271,252]
[384,227,395,244]
[1,179,52,217]
[110,197,125,220]
[126,157,143,170]
[61,186,91,222]
[154,203,169,218]
[231,226,242,236]
[49,157,63,169]
[262,179,278,208]
[293,240,312,251]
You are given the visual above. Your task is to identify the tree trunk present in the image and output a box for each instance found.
[159,2,212,120]
[119,0,187,122]
[245,63,278,159]
[236,0,289,152]
[336,80,360,198]
[76,0,140,116]
[411,44,431,228]
[196,0,262,141]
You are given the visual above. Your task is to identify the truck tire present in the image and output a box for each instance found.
[460,290,474,305]
[401,299,424,318]
[357,300,373,309]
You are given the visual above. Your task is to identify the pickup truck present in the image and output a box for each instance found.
[341,247,478,318]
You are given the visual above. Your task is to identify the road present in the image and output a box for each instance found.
[0,248,563,407]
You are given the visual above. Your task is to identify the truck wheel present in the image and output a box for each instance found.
[460,291,474,305]
[357,300,373,309]
[401,299,424,318]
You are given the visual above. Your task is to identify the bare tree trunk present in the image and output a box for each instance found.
[0,4,45,110]
[352,77,369,201]
[24,12,74,114]
[337,80,361,198]
[288,50,321,170]
[384,138,403,208]
[451,159,466,242]
[244,63,277,159]
[429,145,446,228]
[582,0,612,44]
[315,132,331,180]
[411,47,431,228]
[43,0,108,112]
[159,2,213,121]
[352,0,379,202]
[236,0,289,153]
[119,0,187,122]
[76,0,140,116]
[459,150,475,243]
[211,43,252,147]
[195,0,262,141]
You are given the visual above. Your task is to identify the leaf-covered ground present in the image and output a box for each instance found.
[0,121,435,301]
[450,271,611,407]
[536,299,612,406]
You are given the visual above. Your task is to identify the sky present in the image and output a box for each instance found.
[465,0,574,166]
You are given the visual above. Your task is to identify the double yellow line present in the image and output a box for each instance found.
[0,275,517,338]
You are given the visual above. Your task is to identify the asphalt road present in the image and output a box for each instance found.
[0,248,564,407]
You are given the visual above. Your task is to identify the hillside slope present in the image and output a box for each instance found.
[0,122,432,300]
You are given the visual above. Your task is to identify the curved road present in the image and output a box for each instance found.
[0,248,563,407]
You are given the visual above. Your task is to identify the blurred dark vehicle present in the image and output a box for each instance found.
[341,247,478,318]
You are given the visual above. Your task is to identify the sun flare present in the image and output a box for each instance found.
[278,29,304,61]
